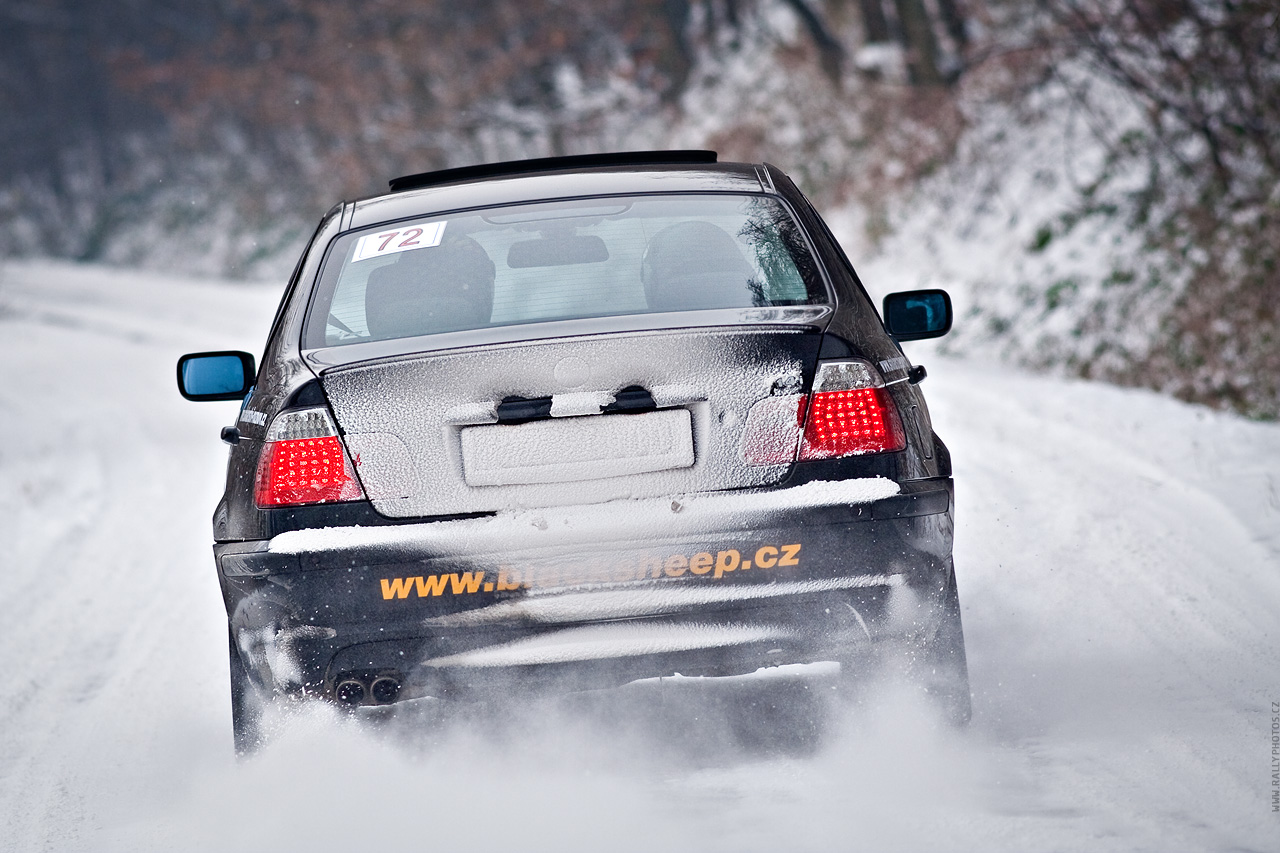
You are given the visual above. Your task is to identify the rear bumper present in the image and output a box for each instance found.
[215,477,955,703]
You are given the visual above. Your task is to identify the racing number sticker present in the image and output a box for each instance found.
[352,220,447,263]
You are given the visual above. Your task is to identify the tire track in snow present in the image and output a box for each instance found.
[0,262,282,850]
[925,358,1280,848]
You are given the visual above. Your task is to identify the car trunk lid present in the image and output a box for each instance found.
[320,327,822,518]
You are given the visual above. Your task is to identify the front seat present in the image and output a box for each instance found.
[641,221,757,312]
[364,235,496,339]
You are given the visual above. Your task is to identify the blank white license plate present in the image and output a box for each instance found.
[460,409,694,486]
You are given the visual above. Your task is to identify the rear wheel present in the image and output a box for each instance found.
[919,568,972,726]
[228,629,265,756]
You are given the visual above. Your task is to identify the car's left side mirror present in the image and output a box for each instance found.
[883,289,953,341]
[177,351,256,401]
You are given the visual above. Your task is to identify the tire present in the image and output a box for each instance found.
[920,567,972,726]
[228,628,265,756]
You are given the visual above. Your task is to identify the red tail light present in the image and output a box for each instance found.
[741,359,905,465]
[798,386,905,458]
[800,360,905,458]
[255,408,365,507]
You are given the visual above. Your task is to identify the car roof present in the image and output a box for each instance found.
[346,158,776,231]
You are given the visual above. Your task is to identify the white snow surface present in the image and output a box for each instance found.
[269,476,901,557]
[459,407,694,487]
[1,259,1278,852]
[548,390,617,418]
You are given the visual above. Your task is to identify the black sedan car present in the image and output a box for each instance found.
[177,150,967,752]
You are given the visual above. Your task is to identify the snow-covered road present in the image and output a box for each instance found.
[1,260,1277,852]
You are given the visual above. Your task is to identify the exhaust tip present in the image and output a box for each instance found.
[335,678,366,705]
[370,676,401,705]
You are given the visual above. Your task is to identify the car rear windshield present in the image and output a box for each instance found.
[303,193,828,348]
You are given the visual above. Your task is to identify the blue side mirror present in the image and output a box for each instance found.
[177,351,256,401]
[883,289,953,341]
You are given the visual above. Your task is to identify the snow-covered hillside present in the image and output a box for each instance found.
[0,261,1276,852]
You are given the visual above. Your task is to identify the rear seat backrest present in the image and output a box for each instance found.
[364,236,496,339]
[641,221,757,312]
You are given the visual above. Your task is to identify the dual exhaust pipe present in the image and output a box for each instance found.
[334,672,401,706]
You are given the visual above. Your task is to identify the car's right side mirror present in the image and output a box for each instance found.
[883,289,953,341]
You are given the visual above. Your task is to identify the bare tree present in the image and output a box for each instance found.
[894,0,944,84]
[1041,0,1280,200]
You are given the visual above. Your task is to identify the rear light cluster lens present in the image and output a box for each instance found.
[740,359,906,465]
[797,386,905,459]
[255,407,365,507]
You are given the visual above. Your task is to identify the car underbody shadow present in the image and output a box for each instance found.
[359,666,846,771]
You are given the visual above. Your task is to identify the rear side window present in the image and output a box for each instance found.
[304,194,827,347]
